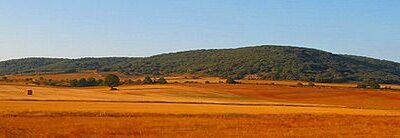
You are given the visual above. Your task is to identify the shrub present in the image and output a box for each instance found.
[143,76,153,84]
[356,83,367,88]
[70,79,79,87]
[356,80,380,89]
[78,78,88,87]
[87,77,97,86]
[97,79,104,86]
[157,77,168,84]
[368,81,381,89]
[226,77,237,84]
[134,79,142,84]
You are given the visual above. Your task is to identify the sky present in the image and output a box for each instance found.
[0,0,399,62]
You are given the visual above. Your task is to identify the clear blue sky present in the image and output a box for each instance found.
[0,0,399,62]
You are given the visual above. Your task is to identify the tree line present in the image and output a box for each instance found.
[13,74,168,89]
[69,75,168,88]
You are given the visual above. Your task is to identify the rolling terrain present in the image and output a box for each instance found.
[1,81,400,137]
[1,45,400,84]
[1,46,400,137]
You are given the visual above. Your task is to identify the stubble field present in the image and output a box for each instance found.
[1,82,400,137]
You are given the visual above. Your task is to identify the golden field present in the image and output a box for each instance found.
[1,75,400,137]
[2,114,400,137]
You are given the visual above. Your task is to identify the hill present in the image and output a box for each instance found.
[1,45,399,84]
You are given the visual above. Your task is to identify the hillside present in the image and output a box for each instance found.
[1,45,400,84]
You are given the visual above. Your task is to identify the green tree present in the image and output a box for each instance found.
[356,80,380,89]
[78,78,88,87]
[143,76,153,84]
[356,83,367,88]
[104,74,120,90]
[70,79,79,87]
[87,77,97,86]
[97,79,104,86]
[157,77,168,84]
[367,81,381,89]
[226,77,237,84]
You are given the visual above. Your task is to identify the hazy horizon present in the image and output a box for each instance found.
[1,0,399,62]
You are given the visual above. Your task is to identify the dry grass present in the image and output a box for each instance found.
[0,84,256,104]
[1,113,400,137]
[183,83,400,110]
[1,80,400,137]
[1,101,400,115]
[2,83,400,109]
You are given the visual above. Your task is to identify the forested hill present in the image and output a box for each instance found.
[1,45,400,84]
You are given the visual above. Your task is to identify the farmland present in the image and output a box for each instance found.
[1,79,400,137]
[2,1,400,137]
[2,114,400,137]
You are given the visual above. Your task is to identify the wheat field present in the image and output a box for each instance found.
[1,82,400,137]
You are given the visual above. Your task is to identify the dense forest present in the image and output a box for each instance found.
[1,45,399,84]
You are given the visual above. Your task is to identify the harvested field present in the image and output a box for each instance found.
[180,84,400,110]
[1,113,400,137]
[0,84,258,103]
[1,82,400,137]
[1,101,400,115]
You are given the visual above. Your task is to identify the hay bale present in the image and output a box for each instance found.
[27,90,33,95]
